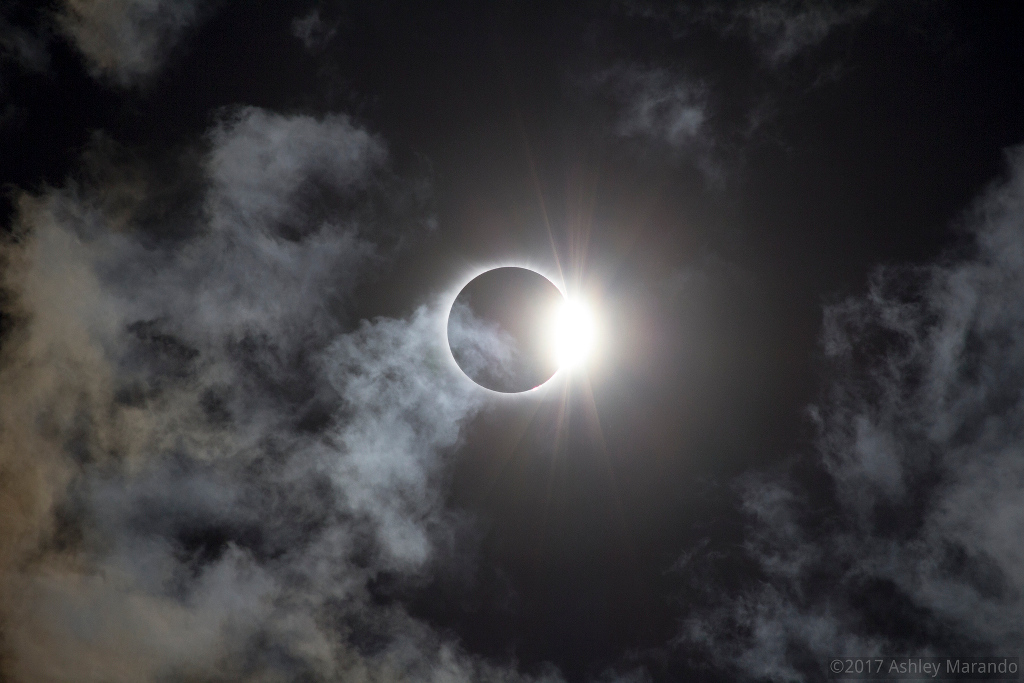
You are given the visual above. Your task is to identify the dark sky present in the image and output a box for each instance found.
[2,2,1024,682]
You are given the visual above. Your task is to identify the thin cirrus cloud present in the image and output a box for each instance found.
[678,147,1024,680]
[0,106,553,682]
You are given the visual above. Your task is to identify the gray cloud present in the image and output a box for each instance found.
[56,0,205,86]
[291,8,338,52]
[678,147,1024,679]
[592,64,720,182]
[446,300,526,392]
[0,15,50,73]
[0,107,558,682]
[724,1,875,66]
[593,1,876,186]
[624,0,874,67]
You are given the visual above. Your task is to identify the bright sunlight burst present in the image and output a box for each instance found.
[548,298,596,370]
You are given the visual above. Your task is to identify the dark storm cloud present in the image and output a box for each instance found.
[56,0,205,86]
[0,107,557,682]
[678,148,1024,680]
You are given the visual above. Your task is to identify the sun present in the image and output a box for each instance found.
[548,297,597,371]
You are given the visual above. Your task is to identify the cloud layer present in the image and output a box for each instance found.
[0,106,551,682]
[679,147,1024,680]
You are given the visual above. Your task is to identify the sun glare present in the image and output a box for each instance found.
[549,298,596,370]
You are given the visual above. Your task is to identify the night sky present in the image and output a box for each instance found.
[2,2,1024,682]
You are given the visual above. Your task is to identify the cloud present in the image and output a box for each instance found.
[446,300,525,393]
[678,147,1024,679]
[593,1,877,183]
[592,64,720,182]
[0,14,50,73]
[624,0,875,67]
[56,0,205,86]
[725,1,875,66]
[291,8,338,52]
[0,107,558,682]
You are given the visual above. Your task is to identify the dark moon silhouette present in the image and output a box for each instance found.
[448,267,565,393]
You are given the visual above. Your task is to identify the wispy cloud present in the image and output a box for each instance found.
[594,0,876,184]
[56,0,205,86]
[624,0,875,67]
[678,147,1024,679]
[447,300,521,391]
[592,64,720,182]
[291,7,338,52]
[0,14,49,73]
[0,107,558,682]
[724,1,875,66]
